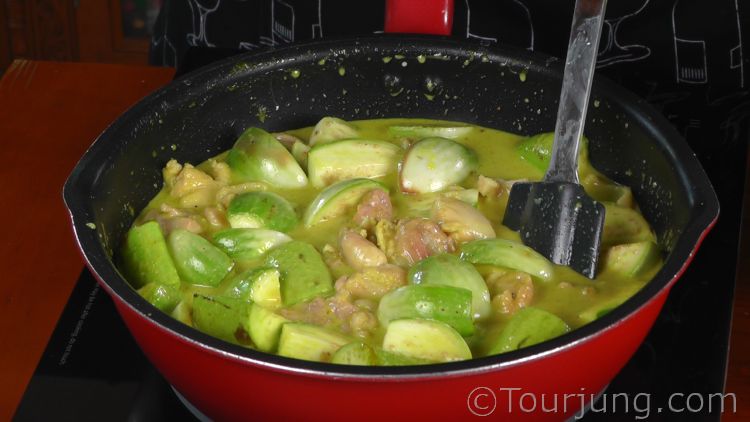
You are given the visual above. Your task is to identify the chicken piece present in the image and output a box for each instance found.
[353,298,377,312]
[477,175,528,199]
[432,197,496,244]
[280,279,355,326]
[374,220,397,261]
[162,159,183,189]
[170,164,221,208]
[160,216,204,235]
[353,189,393,229]
[139,208,161,225]
[279,294,354,327]
[339,229,388,270]
[171,164,216,197]
[487,271,535,315]
[349,310,379,338]
[137,203,204,235]
[203,206,228,229]
[339,265,407,300]
[279,281,378,337]
[160,203,186,218]
[391,218,455,265]
[322,244,354,279]
[180,190,219,208]
[477,175,502,198]
[334,275,350,294]
[207,159,232,184]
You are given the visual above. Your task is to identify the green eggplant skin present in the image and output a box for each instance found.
[377,285,475,336]
[226,127,308,188]
[227,191,299,233]
[167,229,234,287]
[264,241,333,306]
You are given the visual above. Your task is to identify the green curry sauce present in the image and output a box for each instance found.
[121,117,661,365]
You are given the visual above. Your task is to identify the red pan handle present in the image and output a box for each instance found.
[384,0,454,35]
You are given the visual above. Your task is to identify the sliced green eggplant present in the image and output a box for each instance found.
[485,307,570,355]
[171,300,192,326]
[226,191,298,232]
[303,178,387,227]
[432,197,496,242]
[408,254,491,320]
[331,342,378,365]
[400,137,478,193]
[307,139,402,188]
[308,117,359,146]
[382,318,472,362]
[291,140,310,168]
[243,303,288,352]
[224,267,282,309]
[582,173,634,208]
[277,322,351,362]
[602,203,656,246]
[121,221,180,288]
[377,285,474,336]
[601,241,661,278]
[226,127,308,188]
[137,282,180,313]
[388,124,473,140]
[578,283,643,323]
[167,229,234,287]
[192,294,248,345]
[213,228,291,263]
[517,132,589,173]
[460,238,553,282]
[264,241,333,305]
[374,348,434,366]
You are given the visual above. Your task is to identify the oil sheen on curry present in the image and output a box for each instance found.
[120,117,661,365]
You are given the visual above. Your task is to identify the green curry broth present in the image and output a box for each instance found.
[126,117,660,362]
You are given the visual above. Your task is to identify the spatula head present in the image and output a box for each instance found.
[503,181,605,278]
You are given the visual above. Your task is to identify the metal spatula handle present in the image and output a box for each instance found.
[546,0,607,183]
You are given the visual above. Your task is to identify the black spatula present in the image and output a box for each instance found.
[503,0,607,279]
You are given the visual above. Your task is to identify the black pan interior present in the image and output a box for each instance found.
[64,36,718,376]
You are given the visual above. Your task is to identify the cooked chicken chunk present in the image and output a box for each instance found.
[487,271,535,315]
[171,164,216,197]
[477,175,526,198]
[477,175,502,198]
[339,229,388,270]
[353,189,393,229]
[203,206,228,228]
[207,159,232,184]
[169,163,221,208]
[279,279,379,338]
[141,205,204,235]
[338,265,407,300]
[322,244,354,279]
[162,159,183,189]
[432,197,495,244]
[391,218,455,266]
